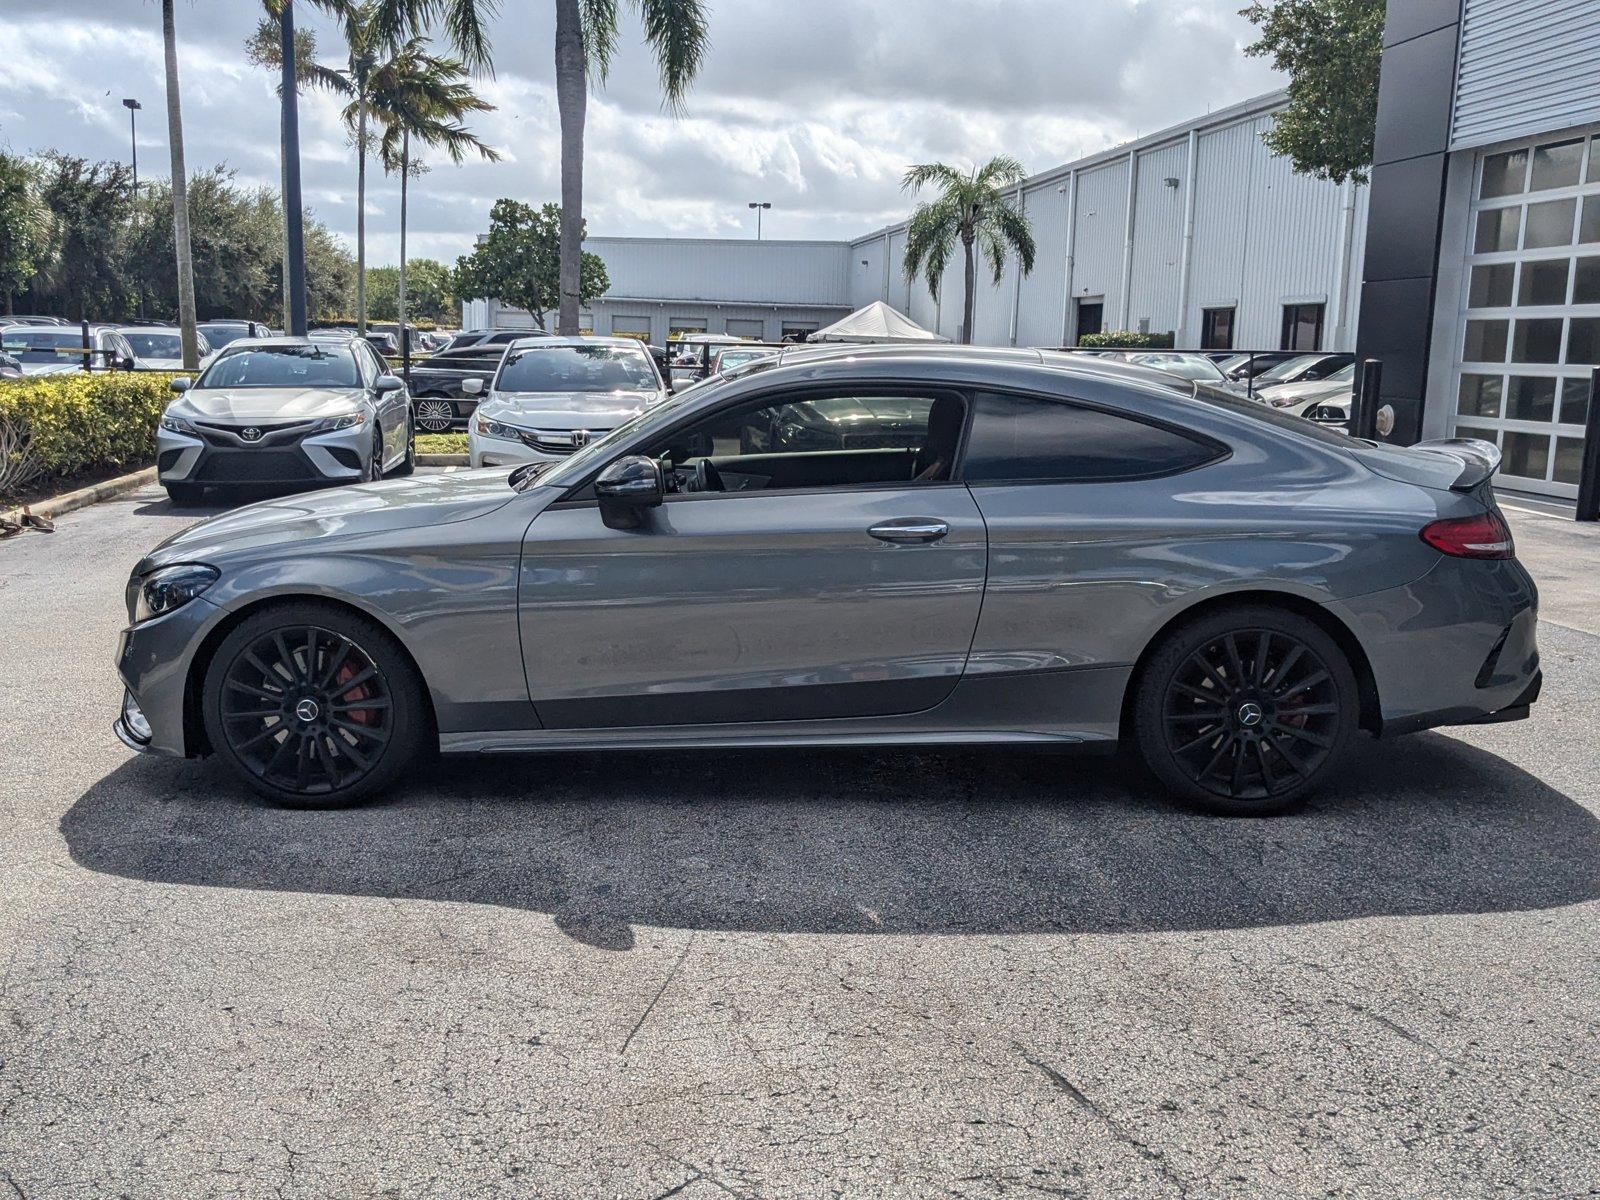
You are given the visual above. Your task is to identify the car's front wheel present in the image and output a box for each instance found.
[391,415,416,477]
[201,602,426,807]
[1132,604,1359,816]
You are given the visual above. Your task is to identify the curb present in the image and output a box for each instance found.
[418,454,469,466]
[4,465,158,525]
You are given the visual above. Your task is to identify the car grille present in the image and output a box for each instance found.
[193,420,318,448]
[192,448,319,482]
[515,428,594,455]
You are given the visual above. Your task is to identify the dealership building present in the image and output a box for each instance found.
[470,0,1600,500]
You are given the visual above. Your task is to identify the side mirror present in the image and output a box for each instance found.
[375,374,405,393]
[461,377,485,396]
[594,455,664,531]
[169,377,191,393]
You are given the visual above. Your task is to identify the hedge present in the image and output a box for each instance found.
[1077,330,1176,349]
[0,372,179,496]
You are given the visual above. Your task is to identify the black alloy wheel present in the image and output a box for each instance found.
[414,399,454,432]
[1133,605,1358,815]
[203,603,423,806]
[364,430,384,482]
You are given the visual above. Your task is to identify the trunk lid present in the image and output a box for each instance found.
[1349,437,1501,494]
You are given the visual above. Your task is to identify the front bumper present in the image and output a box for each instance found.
[157,421,371,487]
[114,594,229,757]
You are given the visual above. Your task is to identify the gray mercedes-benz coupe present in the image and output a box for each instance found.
[114,345,1540,816]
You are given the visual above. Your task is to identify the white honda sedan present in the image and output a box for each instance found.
[467,337,669,468]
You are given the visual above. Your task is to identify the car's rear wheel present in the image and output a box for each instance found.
[201,602,425,808]
[414,399,454,432]
[391,415,416,476]
[1132,604,1359,816]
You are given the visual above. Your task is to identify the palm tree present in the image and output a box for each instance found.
[902,157,1037,345]
[555,0,709,334]
[369,41,498,358]
[161,0,199,368]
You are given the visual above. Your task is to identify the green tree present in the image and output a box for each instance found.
[364,259,453,321]
[901,157,1036,345]
[555,0,709,334]
[1241,0,1385,184]
[453,199,608,331]
[28,154,134,321]
[0,153,49,315]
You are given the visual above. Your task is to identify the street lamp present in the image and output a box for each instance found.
[123,98,144,319]
[748,201,771,240]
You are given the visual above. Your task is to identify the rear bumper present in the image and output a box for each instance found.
[1330,556,1540,737]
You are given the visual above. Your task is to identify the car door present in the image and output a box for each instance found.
[359,342,404,462]
[516,387,988,729]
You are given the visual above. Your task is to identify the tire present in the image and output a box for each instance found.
[363,430,383,482]
[1131,604,1359,816]
[414,398,454,433]
[391,415,416,476]
[201,601,427,808]
[164,483,204,506]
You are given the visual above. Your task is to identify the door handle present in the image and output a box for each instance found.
[868,518,949,544]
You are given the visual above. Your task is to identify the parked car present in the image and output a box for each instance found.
[440,328,549,353]
[669,334,746,386]
[1282,394,1351,430]
[710,345,781,374]
[197,319,273,349]
[1219,351,1304,382]
[363,331,400,357]
[0,352,21,379]
[1251,353,1355,393]
[468,336,667,467]
[0,325,137,375]
[1256,362,1356,410]
[154,337,414,505]
[0,315,70,327]
[405,344,504,431]
[116,325,214,372]
[115,344,1539,816]
[1118,351,1250,395]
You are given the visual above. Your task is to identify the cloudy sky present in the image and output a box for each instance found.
[0,0,1284,267]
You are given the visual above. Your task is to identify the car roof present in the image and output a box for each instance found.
[506,335,647,350]
[215,336,359,354]
[114,325,182,334]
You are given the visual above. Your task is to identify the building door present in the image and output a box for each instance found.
[1201,306,1235,350]
[1452,130,1600,497]
[1074,299,1104,344]
[1280,303,1324,351]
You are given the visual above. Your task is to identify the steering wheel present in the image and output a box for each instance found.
[693,457,724,493]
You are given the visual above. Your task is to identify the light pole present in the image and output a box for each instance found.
[280,0,308,336]
[748,201,771,240]
[123,98,144,319]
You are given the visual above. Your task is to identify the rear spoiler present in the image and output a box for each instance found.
[1407,437,1501,491]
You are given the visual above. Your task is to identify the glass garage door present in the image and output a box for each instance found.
[1454,131,1599,497]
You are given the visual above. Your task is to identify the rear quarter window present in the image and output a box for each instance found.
[961,390,1224,483]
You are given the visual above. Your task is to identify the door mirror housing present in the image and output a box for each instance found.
[594,455,664,531]
[169,376,191,393]
[461,377,485,395]
[375,374,405,393]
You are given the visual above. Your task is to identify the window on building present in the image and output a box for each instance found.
[611,316,652,341]
[1480,149,1529,199]
[1200,307,1235,350]
[1531,138,1584,191]
[1279,303,1324,352]
[960,392,1221,484]
[725,318,766,339]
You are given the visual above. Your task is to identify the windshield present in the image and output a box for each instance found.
[0,329,87,364]
[495,343,657,393]
[1327,362,1356,383]
[196,344,360,389]
[200,324,250,346]
[1129,353,1226,382]
[1255,354,1322,383]
[123,332,185,357]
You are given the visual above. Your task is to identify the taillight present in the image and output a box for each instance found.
[1419,509,1514,559]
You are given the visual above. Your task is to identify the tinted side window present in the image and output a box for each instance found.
[961,391,1221,483]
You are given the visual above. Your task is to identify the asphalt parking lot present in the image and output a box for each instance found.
[2,474,1597,1199]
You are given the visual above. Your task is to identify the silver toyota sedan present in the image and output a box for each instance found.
[156,337,415,505]
[115,345,1540,816]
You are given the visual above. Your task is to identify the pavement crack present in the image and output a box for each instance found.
[622,934,695,1056]
[1345,1002,1454,1062]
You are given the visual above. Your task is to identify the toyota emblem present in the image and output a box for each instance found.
[240,426,262,442]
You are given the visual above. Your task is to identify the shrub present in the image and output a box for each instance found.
[1077,330,1175,349]
[0,371,178,497]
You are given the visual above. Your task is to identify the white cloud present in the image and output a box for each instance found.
[0,0,1283,266]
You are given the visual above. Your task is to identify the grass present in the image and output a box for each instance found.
[416,432,467,455]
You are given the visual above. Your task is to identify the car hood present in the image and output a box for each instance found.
[173,386,367,422]
[136,469,519,574]
[19,362,78,376]
[480,389,658,428]
[1260,378,1351,404]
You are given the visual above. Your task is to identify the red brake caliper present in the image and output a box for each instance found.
[333,661,376,726]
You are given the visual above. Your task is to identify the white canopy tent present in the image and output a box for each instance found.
[808,301,949,344]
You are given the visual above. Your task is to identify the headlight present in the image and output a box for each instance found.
[1268,397,1295,408]
[474,414,522,441]
[160,414,194,433]
[134,564,219,623]
[314,412,367,432]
